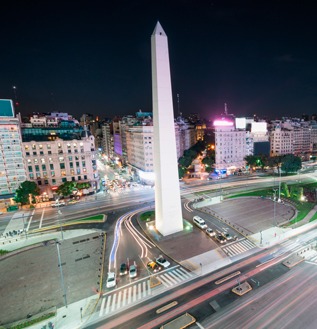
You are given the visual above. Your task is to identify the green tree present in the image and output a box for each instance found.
[14,181,40,205]
[76,182,91,190]
[281,154,302,174]
[178,156,192,168]
[281,182,290,198]
[267,156,283,173]
[244,155,259,168]
[178,166,186,179]
[56,181,77,197]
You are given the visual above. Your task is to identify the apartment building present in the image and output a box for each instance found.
[0,100,27,203]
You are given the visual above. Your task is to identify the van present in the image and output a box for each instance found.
[193,216,207,229]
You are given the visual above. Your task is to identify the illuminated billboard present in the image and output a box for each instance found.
[213,119,234,127]
[0,99,14,117]
[235,118,246,129]
[251,122,267,133]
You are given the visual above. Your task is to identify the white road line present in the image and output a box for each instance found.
[127,286,132,304]
[173,270,188,281]
[143,281,147,297]
[111,294,116,312]
[39,209,45,229]
[138,283,142,300]
[177,268,192,278]
[168,271,182,283]
[157,275,170,287]
[163,273,178,285]
[26,209,35,231]
[147,280,151,295]
[122,289,127,307]
[99,297,106,317]
[133,285,137,302]
[105,295,112,314]
[117,290,122,309]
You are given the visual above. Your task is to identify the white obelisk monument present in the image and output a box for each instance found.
[151,22,183,236]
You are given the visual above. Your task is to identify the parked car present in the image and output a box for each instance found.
[106,272,116,288]
[193,216,208,229]
[119,263,128,276]
[215,234,226,244]
[129,264,137,278]
[156,256,170,268]
[147,261,161,273]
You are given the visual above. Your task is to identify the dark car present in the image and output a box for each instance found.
[119,263,128,276]
[215,234,226,244]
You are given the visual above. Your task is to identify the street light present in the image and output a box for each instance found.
[278,167,281,203]
[56,241,67,308]
[273,189,277,226]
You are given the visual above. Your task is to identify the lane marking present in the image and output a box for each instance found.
[26,209,35,231]
[39,209,45,229]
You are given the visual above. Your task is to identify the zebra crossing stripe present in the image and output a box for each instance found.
[147,279,151,294]
[105,295,112,314]
[157,275,171,287]
[111,294,116,312]
[122,288,127,307]
[161,273,178,285]
[143,281,147,297]
[176,268,192,278]
[127,287,132,304]
[117,290,122,308]
[99,296,106,317]
[133,285,137,302]
[173,269,189,281]
[138,283,142,300]
[168,271,183,283]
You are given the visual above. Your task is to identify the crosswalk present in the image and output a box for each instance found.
[221,238,257,257]
[99,266,193,318]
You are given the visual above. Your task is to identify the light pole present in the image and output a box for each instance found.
[260,231,263,245]
[278,167,281,203]
[273,189,277,226]
[56,241,67,308]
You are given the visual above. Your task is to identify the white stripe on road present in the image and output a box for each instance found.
[105,295,112,314]
[99,297,106,317]
[39,209,45,229]
[26,209,35,231]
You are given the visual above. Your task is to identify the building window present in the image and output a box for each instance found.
[52,179,56,184]
[25,145,29,150]
[77,168,80,174]
[61,170,66,176]
[32,144,36,150]
[84,175,87,180]
[42,165,46,171]
[78,176,81,180]
[33,151,37,156]
[48,151,52,155]
[49,158,53,163]
[59,157,64,162]
[76,162,79,167]
[58,143,61,149]
[41,158,45,164]
[44,179,48,185]
[29,173,34,179]
[35,165,40,172]
[28,166,33,172]
[60,163,65,169]
[39,144,43,149]
[62,178,67,183]
[72,177,75,181]
[68,150,71,154]
[26,152,30,156]
[70,162,73,168]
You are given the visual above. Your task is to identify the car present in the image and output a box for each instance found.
[106,272,116,288]
[156,256,170,268]
[222,232,233,241]
[215,234,226,244]
[147,261,161,273]
[129,264,137,278]
[51,201,66,207]
[193,216,208,229]
[205,227,216,237]
[119,263,128,276]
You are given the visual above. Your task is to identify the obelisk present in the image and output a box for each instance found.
[151,22,183,236]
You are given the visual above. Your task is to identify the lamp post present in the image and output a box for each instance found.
[278,167,281,203]
[273,189,277,226]
[56,241,67,308]
[260,230,263,246]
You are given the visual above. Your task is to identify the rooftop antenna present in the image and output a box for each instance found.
[224,102,228,116]
[177,93,181,117]
[83,114,88,138]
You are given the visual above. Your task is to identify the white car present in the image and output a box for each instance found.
[193,216,208,230]
[205,227,216,237]
[106,272,116,288]
[129,264,137,278]
[222,232,233,241]
[51,201,66,208]
[156,256,170,268]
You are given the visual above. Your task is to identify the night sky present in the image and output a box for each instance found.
[1,0,317,121]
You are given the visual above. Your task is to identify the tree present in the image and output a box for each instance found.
[178,166,186,179]
[14,181,40,205]
[281,154,302,174]
[244,155,259,168]
[56,181,77,197]
[267,156,283,173]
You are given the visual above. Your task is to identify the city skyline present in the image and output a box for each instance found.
[1,1,317,120]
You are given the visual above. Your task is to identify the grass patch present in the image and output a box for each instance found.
[9,312,55,329]
[227,189,272,198]
[140,211,155,222]
[0,249,10,255]
[289,202,315,224]
[75,214,104,222]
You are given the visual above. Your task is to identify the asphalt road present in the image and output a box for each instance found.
[0,232,103,326]
[200,261,317,329]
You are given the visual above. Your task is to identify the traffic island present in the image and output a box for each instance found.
[150,276,162,288]
[232,281,252,296]
[283,254,304,268]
